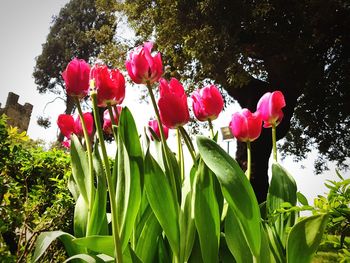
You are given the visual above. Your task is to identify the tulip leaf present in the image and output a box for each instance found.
[135,209,162,263]
[117,107,142,250]
[87,145,108,236]
[286,214,329,263]
[196,136,261,258]
[225,207,253,263]
[144,150,180,258]
[73,236,114,257]
[74,195,88,238]
[263,223,285,263]
[63,254,101,263]
[193,160,220,263]
[70,134,90,204]
[33,231,82,262]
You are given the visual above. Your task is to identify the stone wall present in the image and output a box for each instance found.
[0,92,33,132]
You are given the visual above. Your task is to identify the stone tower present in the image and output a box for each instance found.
[0,92,33,132]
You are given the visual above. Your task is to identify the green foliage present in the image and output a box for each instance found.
[0,114,74,262]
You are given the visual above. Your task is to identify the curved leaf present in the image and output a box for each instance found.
[287,214,329,263]
[73,236,114,257]
[74,195,89,238]
[196,136,261,257]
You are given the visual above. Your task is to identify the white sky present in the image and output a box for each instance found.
[0,1,347,204]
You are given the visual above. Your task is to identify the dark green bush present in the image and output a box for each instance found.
[0,114,74,262]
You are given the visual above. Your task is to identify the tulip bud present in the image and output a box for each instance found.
[158,78,190,129]
[74,112,94,137]
[192,85,224,122]
[229,109,262,142]
[257,91,286,128]
[91,65,125,107]
[148,119,169,141]
[57,114,75,139]
[103,106,122,135]
[125,42,163,85]
[62,58,90,99]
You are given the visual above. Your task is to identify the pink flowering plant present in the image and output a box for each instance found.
[33,44,329,263]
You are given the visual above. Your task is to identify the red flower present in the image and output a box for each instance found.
[192,85,224,122]
[91,65,125,107]
[62,138,71,149]
[257,91,286,128]
[125,42,163,85]
[158,78,190,129]
[229,109,262,142]
[74,112,94,137]
[103,106,122,135]
[62,58,90,99]
[57,114,75,139]
[148,118,169,141]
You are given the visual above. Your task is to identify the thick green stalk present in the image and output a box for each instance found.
[74,97,94,236]
[107,103,118,143]
[91,93,123,263]
[178,126,197,166]
[208,119,215,139]
[176,129,185,182]
[246,141,251,181]
[272,123,277,162]
[146,82,178,202]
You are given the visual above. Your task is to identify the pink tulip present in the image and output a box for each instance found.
[62,58,90,99]
[148,119,169,141]
[125,42,163,85]
[74,112,94,137]
[229,109,262,142]
[257,91,286,128]
[158,78,190,129]
[192,85,224,122]
[92,65,125,107]
[62,138,71,149]
[57,114,75,139]
[103,106,122,134]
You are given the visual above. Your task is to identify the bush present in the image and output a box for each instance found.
[0,114,74,262]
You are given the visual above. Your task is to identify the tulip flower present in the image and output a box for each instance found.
[125,42,163,85]
[103,106,122,135]
[74,112,94,137]
[57,114,75,139]
[192,85,224,122]
[158,78,190,129]
[92,65,126,107]
[229,109,262,142]
[256,91,286,128]
[148,118,169,141]
[62,58,90,99]
[62,138,71,149]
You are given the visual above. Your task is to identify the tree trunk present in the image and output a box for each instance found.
[57,94,75,142]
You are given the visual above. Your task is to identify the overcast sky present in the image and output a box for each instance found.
[0,1,345,203]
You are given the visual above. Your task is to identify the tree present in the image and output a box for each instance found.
[119,0,350,202]
[33,0,118,141]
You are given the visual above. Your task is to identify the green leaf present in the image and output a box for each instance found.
[263,223,285,263]
[73,236,114,257]
[87,145,108,236]
[287,214,329,263]
[74,195,89,238]
[70,134,90,204]
[135,210,162,263]
[196,136,261,257]
[193,160,220,263]
[297,192,309,206]
[117,107,142,251]
[32,231,82,262]
[64,254,102,263]
[225,207,253,263]
[144,150,180,258]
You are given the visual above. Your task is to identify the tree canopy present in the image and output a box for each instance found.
[33,0,117,122]
[119,0,350,173]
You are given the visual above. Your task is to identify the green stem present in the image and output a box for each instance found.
[91,93,123,263]
[74,98,94,236]
[107,103,118,143]
[208,119,215,139]
[177,129,185,182]
[146,82,178,202]
[246,141,251,181]
[272,122,277,162]
[178,126,197,167]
